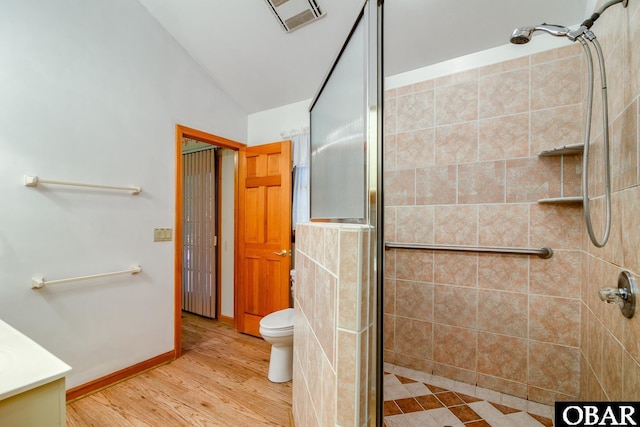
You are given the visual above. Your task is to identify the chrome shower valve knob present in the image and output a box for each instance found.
[598,271,637,319]
[598,287,629,304]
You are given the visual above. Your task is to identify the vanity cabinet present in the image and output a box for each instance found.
[0,319,71,426]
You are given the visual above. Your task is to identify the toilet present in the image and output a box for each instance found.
[259,307,294,382]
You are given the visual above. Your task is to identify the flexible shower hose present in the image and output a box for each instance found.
[578,32,611,248]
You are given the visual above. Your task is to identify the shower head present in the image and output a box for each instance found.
[509,23,571,44]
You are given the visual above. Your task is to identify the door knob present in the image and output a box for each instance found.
[273,249,288,257]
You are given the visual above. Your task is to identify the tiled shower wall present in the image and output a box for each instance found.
[293,223,375,426]
[579,0,640,401]
[384,44,588,404]
[384,0,640,406]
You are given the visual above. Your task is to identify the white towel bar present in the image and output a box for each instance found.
[24,175,141,194]
[32,265,142,289]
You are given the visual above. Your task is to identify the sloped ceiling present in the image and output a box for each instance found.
[137,0,590,114]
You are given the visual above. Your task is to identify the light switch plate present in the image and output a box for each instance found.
[154,228,172,242]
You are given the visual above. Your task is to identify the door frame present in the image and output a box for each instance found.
[174,124,245,358]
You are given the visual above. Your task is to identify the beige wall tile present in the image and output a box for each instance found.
[611,102,638,192]
[606,36,626,120]
[434,284,477,328]
[324,227,339,276]
[479,69,529,119]
[337,330,357,427]
[530,44,581,65]
[506,157,562,202]
[621,187,640,273]
[397,128,435,169]
[384,206,396,243]
[531,55,582,111]
[530,204,583,249]
[530,250,581,298]
[477,254,529,293]
[338,229,359,330]
[622,351,640,400]
[433,252,478,287]
[528,386,577,406]
[562,154,582,198]
[529,341,580,396]
[395,248,434,283]
[397,90,434,132]
[479,113,529,161]
[309,225,325,265]
[416,165,457,205]
[384,134,397,171]
[477,289,527,337]
[477,374,527,399]
[435,121,478,165]
[458,161,506,204]
[435,68,478,87]
[396,206,434,244]
[530,104,582,154]
[314,266,336,365]
[322,355,337,427]
[397,80,434,96]
[478,204,528,247]
[529,295,580,346]
[384,278,395,315]
[435,80,478,125]
[603,193,624,266]
[396,280,434,321]
[432,363,476,385]
[477,332,527,383]
[434,205,478,246]
[627,10,640,104]
[394,317,433,360]
[433,324,477,371]
[602,331,623,400]
[384,169,415,206]
[384,96,397,136]
[587,310,604,381]
[479,56,529,77]
[384,314,395,352]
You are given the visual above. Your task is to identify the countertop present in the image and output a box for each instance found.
[0,319,72,400]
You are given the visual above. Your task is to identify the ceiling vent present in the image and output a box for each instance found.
[264,0,326,33]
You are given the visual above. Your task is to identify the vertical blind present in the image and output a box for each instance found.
[182,148,216,318]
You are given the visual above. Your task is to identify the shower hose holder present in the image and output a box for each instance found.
[599,271,637,318]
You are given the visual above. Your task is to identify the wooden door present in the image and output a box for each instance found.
[236,141,292,337]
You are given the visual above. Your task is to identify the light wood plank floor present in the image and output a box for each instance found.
[67,312,292,426]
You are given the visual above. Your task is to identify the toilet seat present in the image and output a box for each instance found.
[259,308,294,337]
[260,308,294,329]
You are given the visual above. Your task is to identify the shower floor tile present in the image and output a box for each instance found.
[383,363,554,427]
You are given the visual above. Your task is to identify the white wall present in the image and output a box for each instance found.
[0,0,247,389]
[247,99,310,146]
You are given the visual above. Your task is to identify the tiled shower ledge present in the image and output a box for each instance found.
[384,362,554,426]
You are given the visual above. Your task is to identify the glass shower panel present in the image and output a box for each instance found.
[310,14,366,221]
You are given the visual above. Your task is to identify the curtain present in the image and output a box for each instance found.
[287,129,310,230]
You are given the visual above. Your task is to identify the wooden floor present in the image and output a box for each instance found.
[66,312,292,426]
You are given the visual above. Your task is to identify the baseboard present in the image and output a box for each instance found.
[65,350,175,402]
[218,314,234,325]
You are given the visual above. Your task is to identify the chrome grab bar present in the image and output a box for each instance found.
[384,242,553,259]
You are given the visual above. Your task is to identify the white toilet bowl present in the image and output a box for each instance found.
[259,307,294,383]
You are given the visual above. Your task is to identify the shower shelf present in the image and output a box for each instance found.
[537,196,583,204]
[538,143,584,156]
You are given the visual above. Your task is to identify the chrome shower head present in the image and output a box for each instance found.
[510,23,571,44]
[510,27,534,44]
